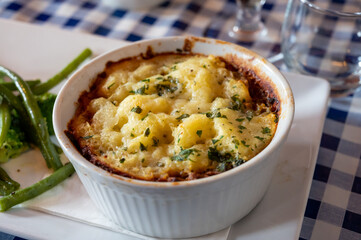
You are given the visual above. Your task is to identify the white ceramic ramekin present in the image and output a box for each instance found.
[53,36,294,238]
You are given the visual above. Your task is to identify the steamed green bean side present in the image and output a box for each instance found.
[0,102,11,146]
[0,166,20,196]
[0,79,41,91]
[0,48,92,211]
[0,66,63,171]
[32,48,92,95]
[0,163,75,211]
[0,84,28,119]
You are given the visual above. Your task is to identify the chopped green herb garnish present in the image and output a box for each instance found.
[196,130,202,137]
[141,113,149,121]
[205,110,227,119]
[212,135,224,144]
[81,135,93,140]
[171,148,199,162]
[141,158,145,163]
[141,78,150,82]
[274,116,279,123]
[152,136,159,146]
[262,127,271,134]
[208,146,245,172]
[236,118,245,122]
[119,158,125,163]
[132,85,148,95]
[107,82,115,89]
[241,140,250,147]
[130,133,135,137]
[140,142,147,151]
[232,139,240,149]
[217,162,226,172]
[144,128,150,137]
[171,65,177,71]
[131,106,142,114]
[156,83,178,96]
[246,112,253,121]
[255,136,265,142]
[176,113,190,121]
[230,95,244,111]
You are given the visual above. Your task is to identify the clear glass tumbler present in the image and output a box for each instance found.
[281,0,361,97]
[228,0,267,41]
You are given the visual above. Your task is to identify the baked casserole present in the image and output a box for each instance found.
[66,53,279,181]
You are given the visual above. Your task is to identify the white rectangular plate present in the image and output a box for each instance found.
[0,19,330,240]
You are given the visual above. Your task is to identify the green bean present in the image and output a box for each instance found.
[0,166,20,196]
[0,66,63,170]
[0,102,11,146]
[0,84,27,118]
[32,48,92,95]
[0,79,41,91]
[0,163,75,211]
[0,84,35,151]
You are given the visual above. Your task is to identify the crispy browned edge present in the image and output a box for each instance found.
[65,42,280,182]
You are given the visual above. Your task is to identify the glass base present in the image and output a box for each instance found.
[283,51,361,98]
[330,76,361,98]
[228,23,267,42]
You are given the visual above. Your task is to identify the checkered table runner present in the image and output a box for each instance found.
[0,1,360,240]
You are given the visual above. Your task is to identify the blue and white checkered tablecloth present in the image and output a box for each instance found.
[0,0,360,240]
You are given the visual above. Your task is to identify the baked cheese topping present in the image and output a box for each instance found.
[68,54,278,181]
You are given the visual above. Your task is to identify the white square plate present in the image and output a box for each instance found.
[0,19,330,240]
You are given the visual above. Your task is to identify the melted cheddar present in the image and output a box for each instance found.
[68,54,277,181]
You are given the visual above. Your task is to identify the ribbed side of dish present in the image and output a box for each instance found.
[66,147,281,238]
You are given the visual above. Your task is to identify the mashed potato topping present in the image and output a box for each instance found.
[67,54,278,181]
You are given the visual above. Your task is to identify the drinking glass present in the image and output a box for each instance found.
[228,0,267,41]
[281,0,361,97]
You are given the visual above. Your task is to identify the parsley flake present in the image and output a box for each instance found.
[171,148,199,162]
[205,110,227,119]
[230,95,244,111]
[176,113,190,121]
[196,130,202,137]
[131,106,142,114]
[81,135,93,140]
[140,142,147,151]
[241,140,250,147]
[144,128,150,137]
[141,113,149,121]
[246,112,253,121]
[131,85,148,95]
[262,127,271,134]
[255,136,265,142]
[152,137,159,146]
[107,82,115,89]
